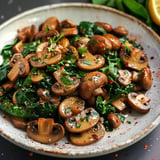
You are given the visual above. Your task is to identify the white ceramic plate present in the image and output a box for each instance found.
[0,3,160,158]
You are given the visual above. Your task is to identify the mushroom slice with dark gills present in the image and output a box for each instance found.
[7,53,30,81]
[127,92,150,113]
[27,118,65,144]
[117,69,132,86]
[70,122,105,146]
[51,68,80,96]
[65,108,99,133]
[77,52,105,71]
[59,97,85,118]
[120,47,148,71]
[59,19,78,36]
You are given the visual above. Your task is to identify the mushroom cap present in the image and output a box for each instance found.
[77,52,105,71]
[127,92,150,113]
[87,35,112,54]
[79,71,108,99]
[73,36,90,48]
[70,122,105,146]
[65,108,99,133]
[27,118,65,144]
[107,113,121,128]
[103,33,121,50]
[120,47,148,71]
[94,22,112,32]
[117,69,132,86]
[59,97,85,118]
[113,26,128,37]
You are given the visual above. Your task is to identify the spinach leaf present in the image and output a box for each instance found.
[78,21,106,38]
[60,76,74,85]
[21,40,41,57]
[0,64,10,82]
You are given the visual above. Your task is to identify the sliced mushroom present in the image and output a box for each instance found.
[41,17,59,31]
[27,118,65,144]
[25,53,36,61]
[35,29,59,41]
[70,122,105,146]
[30,72,44,83]
[132,67,152,90]
[58,37,70,48]
[12,40,24,53]
[117,69,132,86]
[59,97,85,118]
[111,97,127,112]
[120,47,148,71]
[60,19,78,36]
[8,54,30,81]
[52,68,80,96]
[79,71,108,100]
[12,90,18,104]
[2,81,14,91]
[113,26,128,36]
[87,35,112,54]
[63,45,79,62]
[107,113,121,128]
[73,36,90,48]
[10,116,27,130]
[37,88,60,106]
[77,52,105,71]
[127,92,150,113]
[94,22,112,32]
[17,25,37,42]
[65,108,99,133]
[104,33,121,50]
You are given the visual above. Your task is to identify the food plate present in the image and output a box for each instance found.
[0,3,160,158]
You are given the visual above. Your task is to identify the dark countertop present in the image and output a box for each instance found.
[0,0,160,160]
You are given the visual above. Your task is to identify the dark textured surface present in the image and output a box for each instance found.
[0,0,160,160]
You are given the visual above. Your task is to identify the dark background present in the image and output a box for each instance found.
[0,0,160,160]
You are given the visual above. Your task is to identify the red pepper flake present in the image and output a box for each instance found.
[60,66,64,69]
[7,102,10,104]
[80,29,84,33]
[134,121,138,126]
[152,159,156,160]
[128,38,132,41]
[150,56,154,60]
[47,37,50,40]
[21,107,25,110]
[144,144,148,149]
[29,152,33,157]
[40,69,45,73]
[117,64,120,67]
[109,80,114,84]
[8,104,11,108]
[125,61,129,67]
[115,153,118,157]
[92,134,99,140]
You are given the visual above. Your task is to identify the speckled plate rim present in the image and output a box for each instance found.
[0,3,160,159]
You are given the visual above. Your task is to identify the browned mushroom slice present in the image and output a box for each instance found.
[27,118,65,144]
[77,52,105,71]
[35,29,59,41]
[30,56,46,68]
[2,81,14,91]
[132,67,152,90]
[12,40,24,53]
[104,34,121,50]
[73,36,90,48]
[17,25,37,42]
[12,90,18,104]
[62,46,79,62]
[36,42,49,53]
[10,116,27,130]
[41,17,59,31]
[59,97,85,118]
[87,35,112,54]
[94,22,112,32]
[127,92,150,113]
[117,69,132,86]
[30,72,44,83]
[107,113,121,128]
[120,47,148,71]
[58,37,70,48]
[70,122,105,146]
[111,97,127,111]
[60,19,78,36]
[25,53,36,61]
[113,26,128,36]
[8,54,30,81]
[80,71,108,100]
[65,108,99,133]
